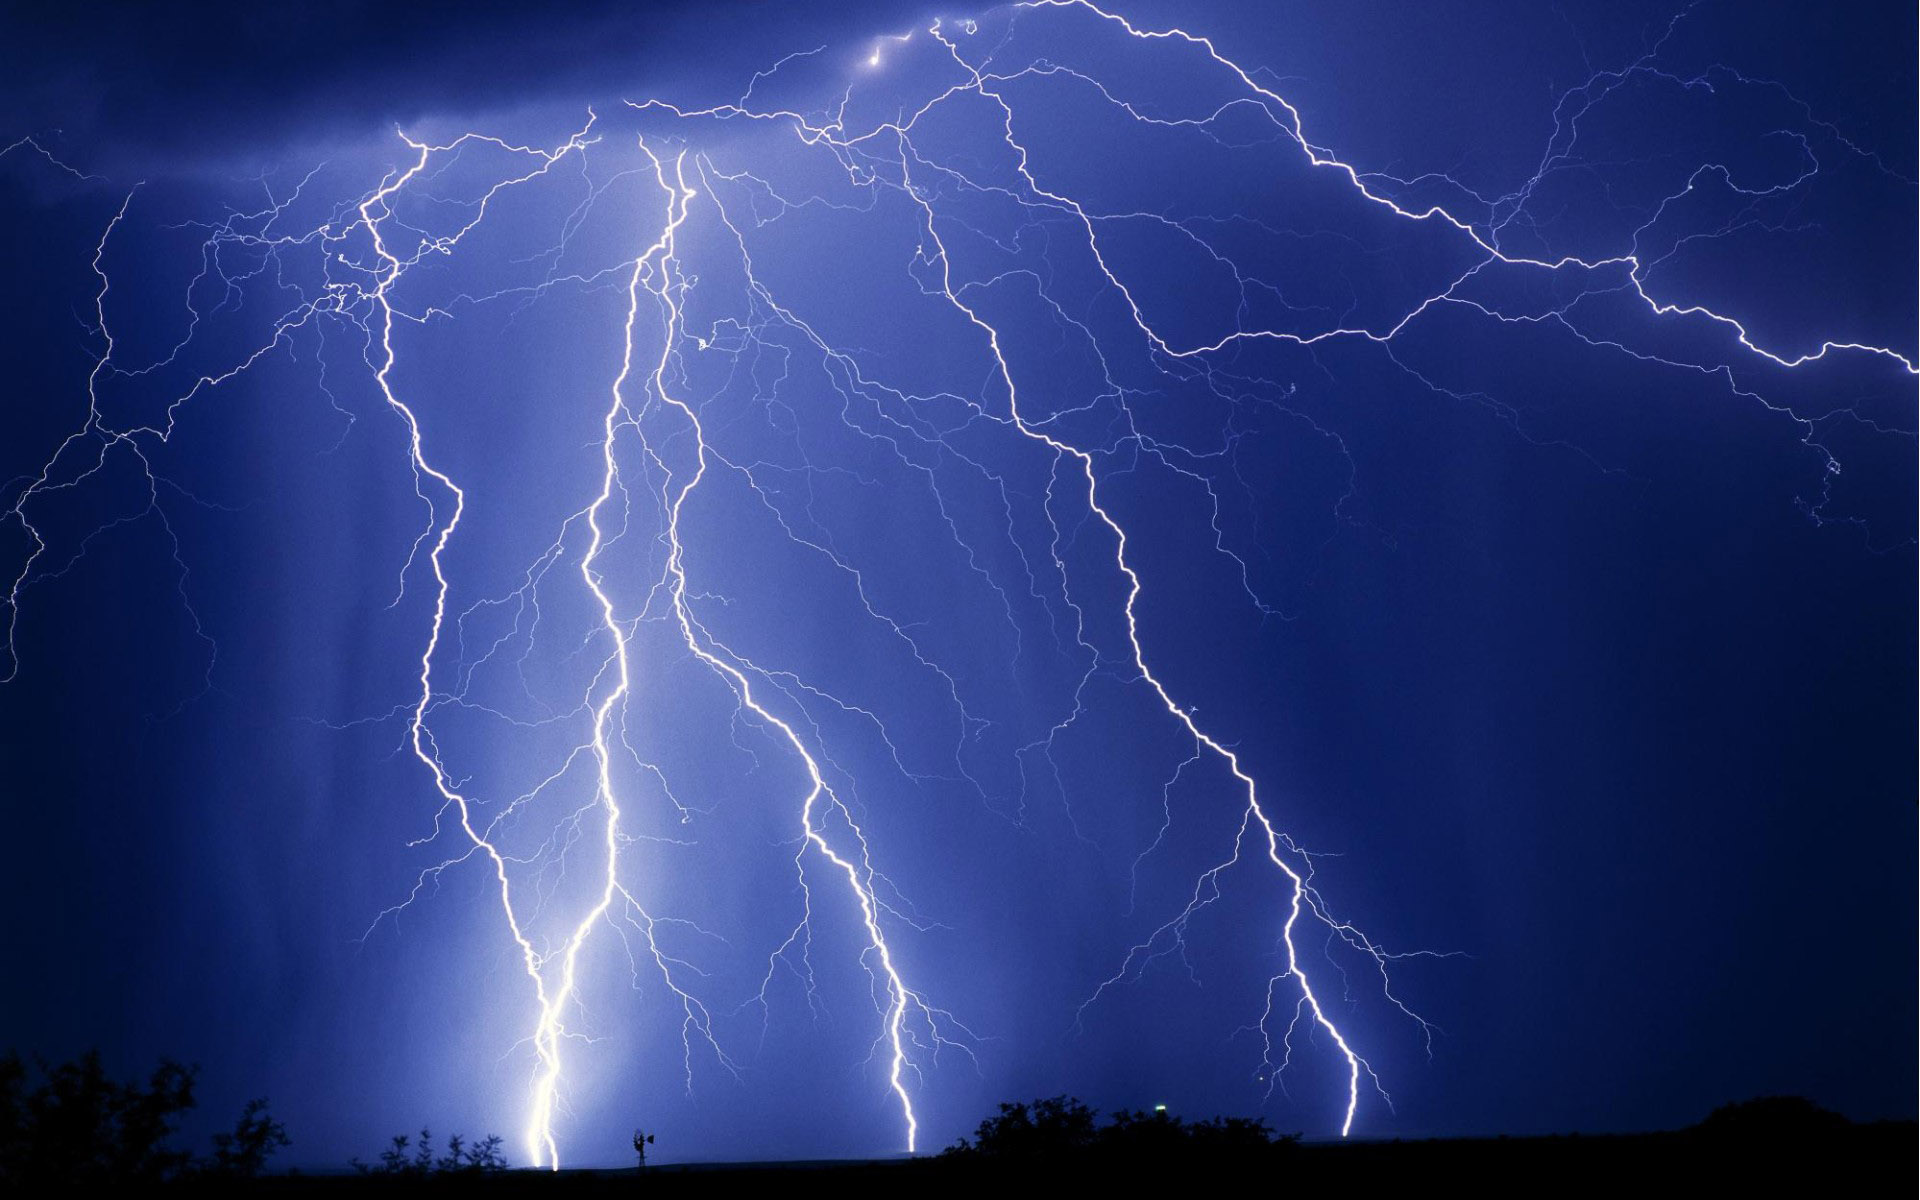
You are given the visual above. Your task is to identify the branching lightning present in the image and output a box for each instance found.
[4,0,1911,1169]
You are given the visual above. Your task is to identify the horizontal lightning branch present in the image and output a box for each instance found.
[3,0,1910,1169]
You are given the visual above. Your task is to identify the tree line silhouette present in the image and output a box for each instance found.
[0,1050,506,1186]
[943,1093,1298,1165]
[2,1049,1907,1186]
[0,1050,285,1185]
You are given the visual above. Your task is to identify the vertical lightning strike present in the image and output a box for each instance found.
[514,141,683,1173]
[629,2,1914,1137]
[630,18,1400,1136]
[5,0,1911,1168]
[889,96,1372,1129]
[640,148,932,1155]
[357,130,578,1170]
[332,117,731,1170]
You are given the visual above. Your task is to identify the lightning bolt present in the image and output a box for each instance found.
[625,1,1911,1141]
[4,0,1910,1168]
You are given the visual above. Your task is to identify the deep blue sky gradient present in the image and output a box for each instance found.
[1,0,1913,1169]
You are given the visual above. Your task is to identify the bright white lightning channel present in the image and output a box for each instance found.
[2,0,1911,1171]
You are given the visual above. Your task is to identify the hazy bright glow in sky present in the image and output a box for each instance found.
[1,0,1913,1170]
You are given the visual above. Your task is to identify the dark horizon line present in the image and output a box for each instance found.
[266,1112,1920,1174]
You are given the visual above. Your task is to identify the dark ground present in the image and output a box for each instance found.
[243,1122,1915,1195]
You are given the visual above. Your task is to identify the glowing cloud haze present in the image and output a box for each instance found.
[3,0,1912,1170]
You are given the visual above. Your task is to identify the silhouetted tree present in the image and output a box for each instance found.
[439,1133,507,1173]
[0,1050,197,1186]
[353,1128,432,1176]
[1098,1107,1189,1159]
[353,1128,507,1175]
[1187,1114,1287,1153]
[946,1096,1295,1169]
[946,1095,1099,1159]
[202,1097,291,1179]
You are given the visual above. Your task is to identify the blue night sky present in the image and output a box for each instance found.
[2,0,1913,1171]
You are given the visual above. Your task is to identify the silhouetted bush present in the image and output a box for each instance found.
[946,1095,1099,1159]
[204,1096,292,1179]
[945,1095,1297,1169]
[0,1050,196,1186]
[1170,1112,1281,1152]
[0,1051,291,1185]
[352,1128,507,1175]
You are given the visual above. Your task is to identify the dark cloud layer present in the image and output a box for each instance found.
[1,0,1912,1170]
[4,0,933,172]
[10,1,1911,182]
